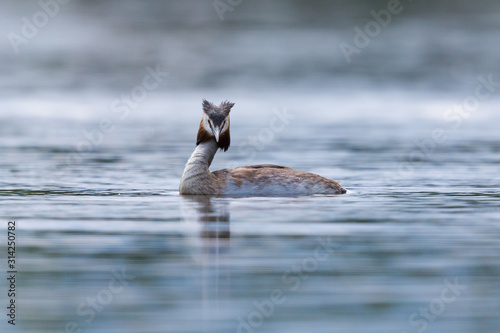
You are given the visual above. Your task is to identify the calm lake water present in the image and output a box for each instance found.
[1,1,500,332]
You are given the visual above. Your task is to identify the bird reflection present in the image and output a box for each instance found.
[181,195,231,239]
[180,196,231,320]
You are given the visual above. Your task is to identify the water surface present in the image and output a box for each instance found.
[1,1,500,332]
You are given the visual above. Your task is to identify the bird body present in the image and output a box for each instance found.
[179,100,346,196]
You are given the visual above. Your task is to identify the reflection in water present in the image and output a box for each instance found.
[181,196,232,321]
[181,195,231,239]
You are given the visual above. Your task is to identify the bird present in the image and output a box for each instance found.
[179,100,347,196]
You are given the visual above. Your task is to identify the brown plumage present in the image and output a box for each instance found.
[196,119,230,151]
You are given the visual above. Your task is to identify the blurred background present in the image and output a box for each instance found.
[1,1,499,333]
[1,0,500,112]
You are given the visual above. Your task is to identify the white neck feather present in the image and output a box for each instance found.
[186,140,218,168]
[179,140,219,194]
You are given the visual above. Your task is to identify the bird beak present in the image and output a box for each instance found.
[213,127,220,143]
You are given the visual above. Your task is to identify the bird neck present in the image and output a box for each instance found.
[181,140,218,178]
[179,140,219,195]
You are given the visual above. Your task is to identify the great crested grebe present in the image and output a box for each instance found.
[179,100,347,196]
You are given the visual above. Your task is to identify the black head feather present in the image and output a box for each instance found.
[202,99,233,122]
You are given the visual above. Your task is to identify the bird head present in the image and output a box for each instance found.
[197,99,234,151]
